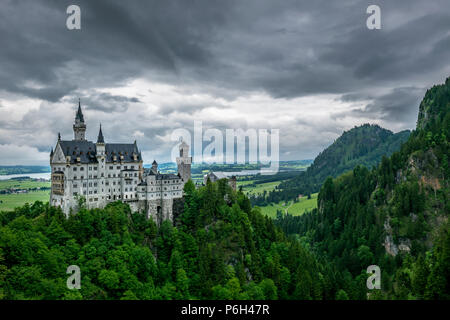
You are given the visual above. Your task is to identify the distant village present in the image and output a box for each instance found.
[0,177,50,195]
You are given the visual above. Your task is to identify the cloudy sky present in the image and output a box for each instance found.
[1,0,450,165]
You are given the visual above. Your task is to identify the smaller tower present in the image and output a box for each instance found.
[96,124,105,155]
[151,160,158,174]
[176,139,192,183]
[96,124,106,207]
[73,99,86,141]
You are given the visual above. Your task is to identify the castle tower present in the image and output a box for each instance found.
[96,124,106,207]
[73,99,86,141]
[176,139,192,183]
[151,160,158,174]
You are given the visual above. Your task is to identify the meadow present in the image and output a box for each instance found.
[254,193,318,218]
[0,190,50,211]
[0,178,51,211]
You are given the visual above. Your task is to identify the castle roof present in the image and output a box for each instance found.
[97,124,105,144]
[75,100,84,123]
[155,173,180,180]
[144,168,180,180]
[58,140,142,164]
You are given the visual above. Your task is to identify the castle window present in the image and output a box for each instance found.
[117,166,120,169]
[80,167,84,171]
[74,176,77,180]
[81,176,84,179]
[109,166,113,170]
[73,167,77,171]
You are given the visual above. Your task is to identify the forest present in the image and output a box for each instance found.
[0,179,340,300]
[276,78,450,299]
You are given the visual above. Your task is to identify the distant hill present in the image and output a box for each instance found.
[260,124,410,203]
[0,166,51,175]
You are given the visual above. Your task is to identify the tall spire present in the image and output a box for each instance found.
[75,98,84,123]
[73,99,86,141]
[97,124,105,143]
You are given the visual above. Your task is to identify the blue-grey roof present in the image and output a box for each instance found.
[58,140,142,164]
[97,125,105,143]
[156,173,180,180]
[76,101,84,122]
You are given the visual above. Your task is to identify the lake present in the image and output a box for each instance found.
[0,173,51,181]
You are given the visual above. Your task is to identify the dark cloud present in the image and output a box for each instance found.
[334,87,425,127]
[1,0,450,164]
[73,93,141,113]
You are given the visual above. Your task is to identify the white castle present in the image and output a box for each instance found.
[50,101,191,224]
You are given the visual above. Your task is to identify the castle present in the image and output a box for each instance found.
[50,101,191,224]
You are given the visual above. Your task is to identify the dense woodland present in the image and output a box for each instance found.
[1,79,449,300]
[251,125,410,206]
[277,78,450,299]
[0,179,339,300]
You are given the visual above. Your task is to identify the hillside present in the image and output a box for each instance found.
[277,78,450,299]
[0,180,330,300]
[255,124,410,204]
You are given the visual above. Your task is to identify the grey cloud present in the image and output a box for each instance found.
[1,0,450,163]
[73,93,141,113]
[334,86,425,127]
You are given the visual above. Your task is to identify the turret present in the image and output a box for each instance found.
[151,160,158,174]
[73,99,86,141]
[176,139,192,183]
[96,124,105,156]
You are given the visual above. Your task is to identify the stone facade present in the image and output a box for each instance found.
[50,101,191,224]
[203,171,237,191]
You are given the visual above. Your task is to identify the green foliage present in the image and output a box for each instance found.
[0,181,327,300]
[276,77,450,300]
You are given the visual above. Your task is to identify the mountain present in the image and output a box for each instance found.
[258,124,410,204]
[277,77,450,299]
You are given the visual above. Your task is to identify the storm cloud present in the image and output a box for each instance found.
[1,0,449,164]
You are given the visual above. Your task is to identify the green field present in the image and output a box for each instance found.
[0,178,51,211]
[237,180,281,195]
[0,179,50,190]
[255,193,318,218]
[0,190,50,211]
